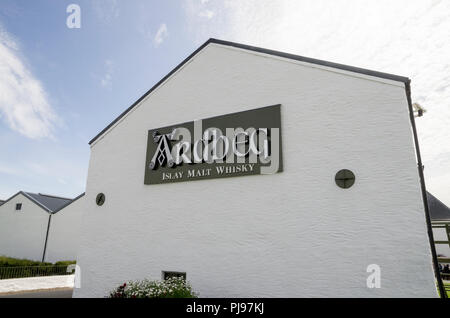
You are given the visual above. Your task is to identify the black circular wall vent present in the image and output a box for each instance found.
[96,193,105,206]
[335,169,355,189]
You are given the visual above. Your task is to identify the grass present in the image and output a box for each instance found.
[0,256,50,267]
[0,256,75,267]
[437,282,450,298]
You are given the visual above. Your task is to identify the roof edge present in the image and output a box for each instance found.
[427,191,450,221]
[88,39,214,145]
[52,192,85,214]
[0,191,52,213]
[0,191,79,214]
[0,191,22,209]
[38,193,73,201]
[208,38,410,83]
[88,38,411,145]
[22,192,54,213]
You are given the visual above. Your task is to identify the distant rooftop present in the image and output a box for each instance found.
[22,192,72,213]
[427,192,450,222]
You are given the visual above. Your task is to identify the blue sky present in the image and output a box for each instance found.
[0,0,199,198]
[0,0,450,205]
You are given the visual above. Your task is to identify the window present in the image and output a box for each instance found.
[162,271,186,280]
[15,203,22,211]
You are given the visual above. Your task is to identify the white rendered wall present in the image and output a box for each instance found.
[0,193,49,261]
[74,43,437,297]
[45,196,85,263]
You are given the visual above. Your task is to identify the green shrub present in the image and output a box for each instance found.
[0,256,75,267]
[109,277,198,298]
[0,256,50,267]
[54,260,76,266]
[0,256,76,279]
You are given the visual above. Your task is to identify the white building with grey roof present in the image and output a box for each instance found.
[0,191,81,262]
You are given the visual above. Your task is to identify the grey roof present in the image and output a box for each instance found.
[0,200,4,206]
[52,192,85,214]
[88,38,410,145]
[427,192,450,221]
[22,192,72,213]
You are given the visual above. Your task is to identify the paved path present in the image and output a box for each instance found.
[0,288,73,298]
[0,275,74,293]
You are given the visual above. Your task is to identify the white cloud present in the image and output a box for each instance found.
[199,9,215,19]
[92,0,120,24]
[100,59,114,89]
[153,23,168,47]
[183,0,450,204]
[0,25,58,139]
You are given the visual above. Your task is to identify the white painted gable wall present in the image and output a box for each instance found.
[0,193,49,262]
[45,196,85,263]
[74,43,437,297]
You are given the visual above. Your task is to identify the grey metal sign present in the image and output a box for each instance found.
[144,104,282,184]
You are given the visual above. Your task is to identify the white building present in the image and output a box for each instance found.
[0,192,72,261]
[74,39,440,297]
[45,193,85,263]
[427,192,450,258]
